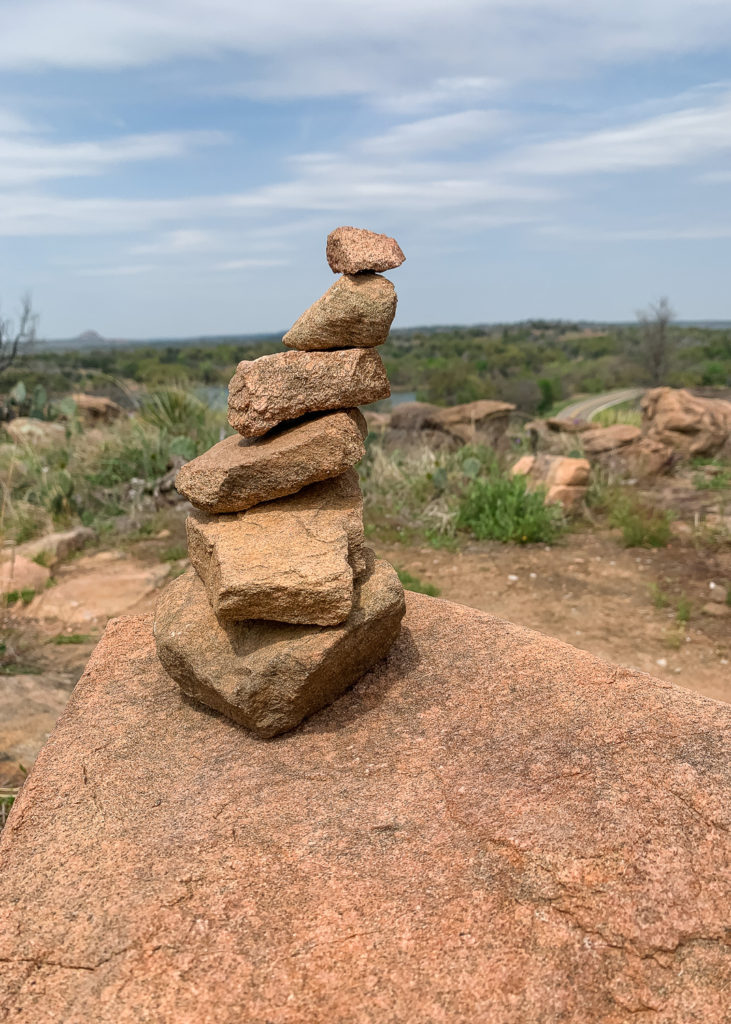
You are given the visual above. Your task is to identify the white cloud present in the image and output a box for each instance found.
[77,263,158,276]
[501,92,731,175]
[0,128,226,187]
[3,1,731,104]
[213,258,291,271]
[359,110,507,157]
[374,77,504,115]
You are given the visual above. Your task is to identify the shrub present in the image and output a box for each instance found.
[456,468,564,544]
[609,496,673,548]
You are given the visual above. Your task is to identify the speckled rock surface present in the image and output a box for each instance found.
[175,409,367,513]
[283,274,396,350]
[326,226,405,274]
[153,553,404,737]
[1,596,729,1023]
[186,470,366,625]
[228,348,389,438]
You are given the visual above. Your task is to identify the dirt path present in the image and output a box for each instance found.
[556,388,645,422]
[375,530,730,704]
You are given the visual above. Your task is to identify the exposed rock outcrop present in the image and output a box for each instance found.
[2,602,728,1022]
[642,386,731,457]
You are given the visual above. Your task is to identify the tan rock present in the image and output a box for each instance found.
[71,393,124,425]
[228,349,390,438]
[545,484,586,511]
[424,400,516,447]
[283,274,396,351]
[3,417,66,448]
[3,598,730,1021]
[187,471,366,626]
[14,526,95,568]
[582,423,641,455]
[642,386,731,457]
[701,602,730,618]
[0,554,50,598]
[544,456,590,488]
[154,553,405,737]
[176,409,367,514]
[608,437,675,479]
[326,226,405,275]
[511,454,536,476]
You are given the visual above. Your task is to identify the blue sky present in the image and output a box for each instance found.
[2,1,731,338]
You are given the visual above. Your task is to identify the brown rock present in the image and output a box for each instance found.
[2,598,730,1022]
[608,437,675,479]
[544,455,590,488]
[283,274,396,351]
[642,386,731,457]
[389,401,441,431]
[511,454,536,476]
[228,349,390,438]
[71,393,124,425]
[3,417,66,448]
[13,526,95,568]
[701,602,730,618]
[186,471,366,626]
[0,554,50,598]
[424,399,516,447]
[582,423,641,455]
[175,409,367,514]
[153,553,405,737]
[326,226,405,275]
[545,483,586,511]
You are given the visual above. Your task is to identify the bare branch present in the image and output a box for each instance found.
[0,293,38,375]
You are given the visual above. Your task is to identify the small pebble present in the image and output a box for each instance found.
[656,658,668,668]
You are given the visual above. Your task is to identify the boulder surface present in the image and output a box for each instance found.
[642,386,731,457]
[186,470,366,625]
[1,595,729,1022]
[228,348,389,438]
[154,554,404,736]
[175,409,367,514]
[326,225,405,274]
[283,274,396,350]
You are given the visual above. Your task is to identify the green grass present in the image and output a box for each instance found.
[161,543,188,562]
[649,583,670,609]
[47,633,93,645]
[396,568,440,597]
[608,496,673,548]
[456,470,565,544]
[592,400,643,428]
[3,588,36,606]
[676,595,692,624]
[0,787,18,830]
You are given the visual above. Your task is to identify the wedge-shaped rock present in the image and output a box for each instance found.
[187,470,366,625]
[228,348,389,438]
[283,274,396,351]
[154,553,406,737]
[326,226,405,274]
[175,409,367,514]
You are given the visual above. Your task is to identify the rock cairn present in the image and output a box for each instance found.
[154,227,407,738]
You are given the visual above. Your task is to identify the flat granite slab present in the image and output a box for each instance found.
[1,596,729,1023]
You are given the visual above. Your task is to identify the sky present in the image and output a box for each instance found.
[2,1,731,339]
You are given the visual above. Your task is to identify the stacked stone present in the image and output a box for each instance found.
[154,227,407,738]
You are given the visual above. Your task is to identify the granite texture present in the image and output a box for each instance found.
[175,409,367,514]
[326,226,405,274]
[228,349,389,438]
[154,553,404,736]
[186,470,366,625]
[1,596,729,1023]
[283,273,396,350]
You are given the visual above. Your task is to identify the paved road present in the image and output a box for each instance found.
[556,388,645,423]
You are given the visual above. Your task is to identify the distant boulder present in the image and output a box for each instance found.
[642,387,731,457]
[581,424,641,455]
[71,393,125,426]
[3,417,66,448]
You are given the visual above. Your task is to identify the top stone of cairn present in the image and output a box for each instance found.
[326,226,405,275]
